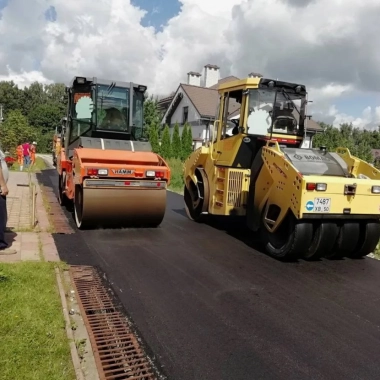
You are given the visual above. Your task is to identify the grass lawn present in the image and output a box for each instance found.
[0,262,75,380]
[9,156,47,172]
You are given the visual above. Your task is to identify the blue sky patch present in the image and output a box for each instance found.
[131,0,181,30]
[45,5,57,22]
[332,92,380,117]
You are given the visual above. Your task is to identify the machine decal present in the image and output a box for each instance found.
[273,163,287,178]
[292,152,330,162]
[112,169,135,175]
[74,92,91,103]
[306,200,314,211]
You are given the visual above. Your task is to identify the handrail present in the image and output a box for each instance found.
[210,120,220,161]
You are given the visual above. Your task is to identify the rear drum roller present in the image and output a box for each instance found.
[348,221,380,259]
[325,222,360,259]
[260,213,313,260]
[303,222,339,261]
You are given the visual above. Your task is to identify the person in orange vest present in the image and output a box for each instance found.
[30,141,37,165]
[16,143,23,171]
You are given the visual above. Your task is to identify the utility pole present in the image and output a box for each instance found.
[0,104,3,124]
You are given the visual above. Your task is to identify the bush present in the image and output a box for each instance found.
[166,157,184,193]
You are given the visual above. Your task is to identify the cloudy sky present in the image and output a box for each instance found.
[0,0,380,128]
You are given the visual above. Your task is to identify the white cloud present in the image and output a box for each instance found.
[0,0,380,125]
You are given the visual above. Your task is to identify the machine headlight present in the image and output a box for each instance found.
[146,170,155,177]
[97,169,108,176]
[371,186,380,194]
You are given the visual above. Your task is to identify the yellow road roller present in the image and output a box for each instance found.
[183,77,380,260]
[56,76,171,229]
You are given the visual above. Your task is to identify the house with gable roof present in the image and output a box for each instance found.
[159,64,322,149]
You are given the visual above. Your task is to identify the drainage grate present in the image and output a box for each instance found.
[69,265,158,380]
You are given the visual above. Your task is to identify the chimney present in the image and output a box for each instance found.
[248,72,263,78]
[204,64,220,87]
[187,71,202,86]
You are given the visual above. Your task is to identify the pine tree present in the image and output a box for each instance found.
[148,124,160,154]
[181,123,189,161]
[184,123,193,158]
[171,122,181,159]
[160,124,172,159]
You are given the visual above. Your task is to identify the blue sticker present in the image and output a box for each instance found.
[306,201,314,211]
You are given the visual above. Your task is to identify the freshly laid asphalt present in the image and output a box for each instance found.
[39,167,380,380]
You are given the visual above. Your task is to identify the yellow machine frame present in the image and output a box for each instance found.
[183,77,380,260]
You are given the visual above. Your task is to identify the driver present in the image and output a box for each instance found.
[100,107,125,130]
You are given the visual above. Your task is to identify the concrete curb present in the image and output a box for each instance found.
[55,267,85,380]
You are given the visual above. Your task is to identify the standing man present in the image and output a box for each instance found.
[0,147,16,255]
[30,141,37,166]
[22,141,30,169]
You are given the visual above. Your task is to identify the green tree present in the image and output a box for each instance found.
[313,122,374,163]
[181,123,189,161]
[160,124,172,159]
[183,122,193,159]
[28,103,63,133]
[143,95,160,140]
[148,124,160,154]
[0,110,35,156]
[0,81,24,117]
[22,81,47,116]
[171,122,181,159]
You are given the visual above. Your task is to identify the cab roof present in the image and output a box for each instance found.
[218,77,307,95]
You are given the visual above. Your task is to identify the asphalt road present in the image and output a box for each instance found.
[39,165,380,380]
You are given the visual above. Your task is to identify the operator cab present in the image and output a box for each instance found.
[63,76,148,158]
[212,77,313,169]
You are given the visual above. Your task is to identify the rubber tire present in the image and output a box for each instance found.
[58,172,70,207]
[260,213,313,260]
[325,222,360,259]
[303,222,339,261]
[184,184,206,223]
[348,221,380,259]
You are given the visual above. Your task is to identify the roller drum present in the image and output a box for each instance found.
[75,187,167,229]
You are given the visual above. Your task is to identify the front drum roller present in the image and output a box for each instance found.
[74,185,167,229]
[184,169,209,223]
[260,213,313,260]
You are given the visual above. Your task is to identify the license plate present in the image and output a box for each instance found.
[313,197,331,212]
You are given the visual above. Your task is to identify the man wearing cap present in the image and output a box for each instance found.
[30,141,37,166]
[0,147,16,255]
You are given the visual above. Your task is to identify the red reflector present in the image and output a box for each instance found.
[135,172,143,177]
[306,183,316,190]
[88,168,98,175]
[156,171,164,178]
[125,181,130,186]
[157,182,161,187]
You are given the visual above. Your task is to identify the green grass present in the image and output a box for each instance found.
[373,242,380,260]
[167,157,184,194]
[9,156,47,172]
[0,262,76,380]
